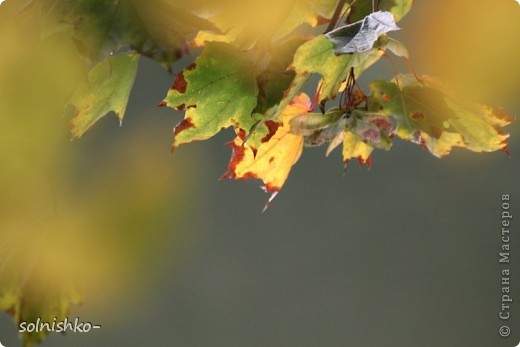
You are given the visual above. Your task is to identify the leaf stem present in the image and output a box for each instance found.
[403,57,422,84]
[381,51,413,133]
[372,0,380,12]
[339,0,358,25]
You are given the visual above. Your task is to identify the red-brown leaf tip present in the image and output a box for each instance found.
[173,118,195,136]
[222,132,247,180]
[343,160,349,176]
[171,70,188,94]
[261,120,281,143]
[501,145,510,157]
[357,156,372,169]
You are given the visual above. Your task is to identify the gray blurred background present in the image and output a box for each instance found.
[1,1,519,346]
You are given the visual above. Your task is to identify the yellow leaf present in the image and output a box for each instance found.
[342,130,374,168]
[222,94,311,207]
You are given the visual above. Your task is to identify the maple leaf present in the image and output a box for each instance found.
[68,52,139,139]
[163,42,259,150]
[369,74,513,157]
[222,94,311,210]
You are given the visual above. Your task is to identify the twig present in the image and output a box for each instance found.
[325,0,347,33]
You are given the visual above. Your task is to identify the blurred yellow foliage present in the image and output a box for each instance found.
[0,3,195,342]
[404,1,520,103]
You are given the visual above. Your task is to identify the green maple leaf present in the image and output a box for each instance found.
[68,52,139,139]
[369,75,513,157]
[163,42,259,150]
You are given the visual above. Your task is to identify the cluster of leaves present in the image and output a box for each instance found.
[6,0,509,206]
[158,0,511,208]
[0,0,513,344]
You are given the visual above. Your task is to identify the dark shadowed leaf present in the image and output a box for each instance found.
[347,0,413,23]
[46,0,217,68]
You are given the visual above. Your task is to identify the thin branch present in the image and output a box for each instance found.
[403,57,422,84]
[381,51,413,133]
[339,0,358,25]
[325,0,347,33]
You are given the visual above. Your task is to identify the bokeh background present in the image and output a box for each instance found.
[1,1,519,346]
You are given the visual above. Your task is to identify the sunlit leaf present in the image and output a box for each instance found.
[222,94,311,209]
[342,130,374,168]
[190,0,339,48]
[68,52,139,139]
[272,0,342,40]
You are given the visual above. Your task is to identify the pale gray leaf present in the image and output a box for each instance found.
[325,11,399,54]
